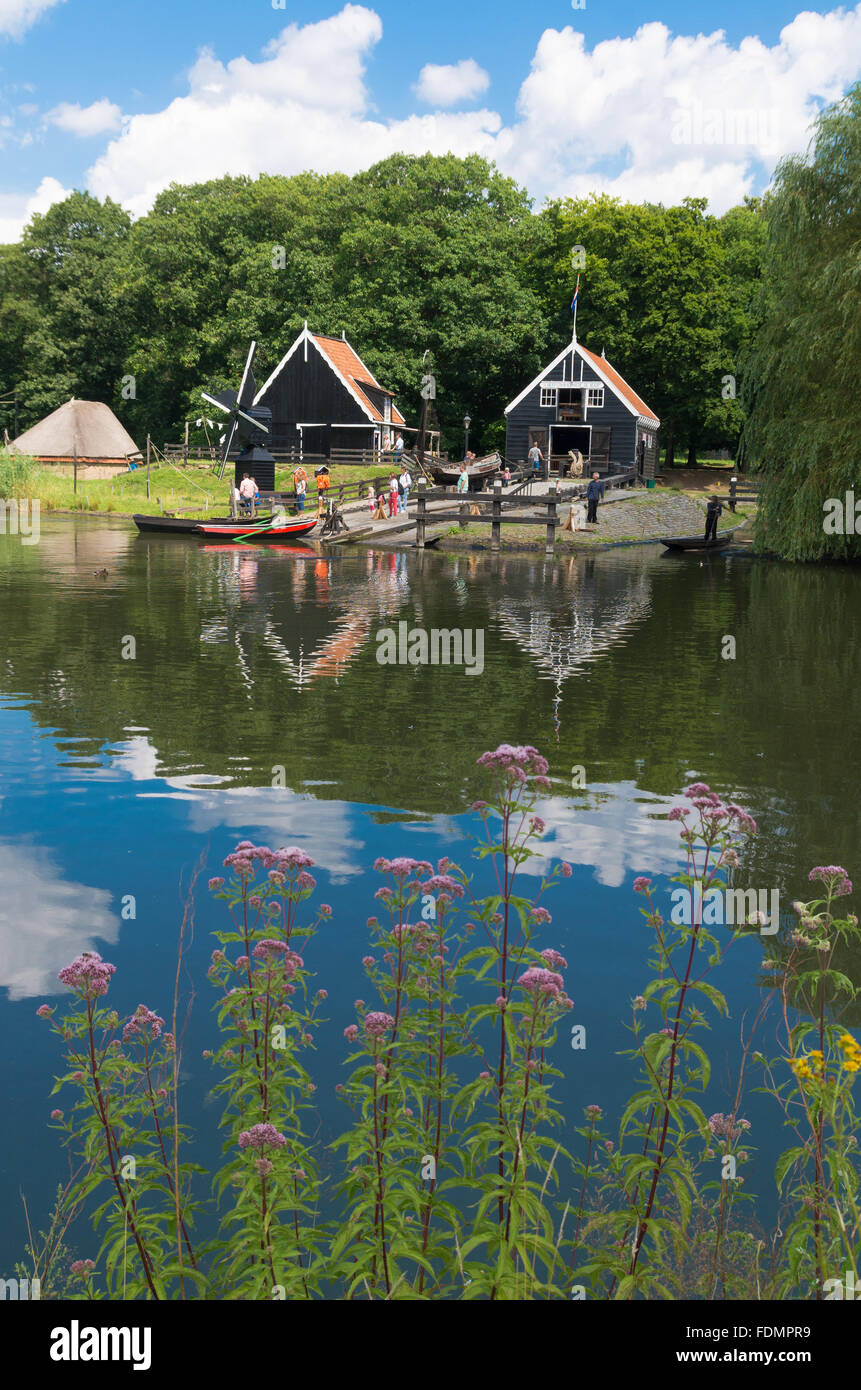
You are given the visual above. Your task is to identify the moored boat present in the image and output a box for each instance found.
[133,513,272,535]
[427,452,502,487]
[660,525,744,551]
[195,514,319,541]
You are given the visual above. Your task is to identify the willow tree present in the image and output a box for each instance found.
[744,84,861,560]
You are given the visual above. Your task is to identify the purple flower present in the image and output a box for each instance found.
[423,874,464,898]
[517,967,564,1000]
[809,866,853,896]
[476,744,549,778]
[667,806,684,821]
[122,1005,164,1043]
[708,1112,749,1141]
[540,948,568,969]
[365,1011,394,1039]
[50,1109,63,1120]
[58,952,116,999]
[633,877,652,893]
[208,876,225,890]
[560,861,573,878]
[530,906,552,924]
[254,1157,274,1177]
[471,800,488,812]
[684,782,711,797]
[319,904,332,917]
[238,1123,287,1152]
[70,1259,95,1276]
[36,1004,52,1018]
[584,1104,602,1120]
[344,1024,359,1042]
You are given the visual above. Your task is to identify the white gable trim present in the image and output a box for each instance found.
[505,341,660,427]
[254,326,376,423]
[503,341,580,415]
[580,351,661,428]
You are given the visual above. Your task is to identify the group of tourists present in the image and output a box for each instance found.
[290,466,329,513]
[367,465,412,519]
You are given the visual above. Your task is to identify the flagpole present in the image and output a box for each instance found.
[571,273,580,346]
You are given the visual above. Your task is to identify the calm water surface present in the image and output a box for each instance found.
[0,517,858,1261]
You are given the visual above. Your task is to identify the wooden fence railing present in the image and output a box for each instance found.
[727,477,761,511]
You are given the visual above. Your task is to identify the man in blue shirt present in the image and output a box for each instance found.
[586,472,604,525]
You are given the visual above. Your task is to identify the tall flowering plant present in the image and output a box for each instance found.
[762,865,861,1298]
[38,956,202,1299]
[573,783,758,1299]
[206,842,331,1299]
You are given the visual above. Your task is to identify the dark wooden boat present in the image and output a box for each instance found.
[133,513,272,535]
[427,452,502,487]
[195,514,319,541]
[660,525,743,552]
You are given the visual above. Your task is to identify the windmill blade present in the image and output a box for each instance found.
[237,341,257,410]
[236,407,268,433]
[202,391,234,416]
[217,416,238,479]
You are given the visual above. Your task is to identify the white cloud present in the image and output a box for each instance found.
[415,58,490,106]
[0,0,63,38]
[0,174,71,243]
[45,98,123,137]
[0,841,118,1000]
[6,3,861,238]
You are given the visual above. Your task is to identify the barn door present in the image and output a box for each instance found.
[591,427,611,468]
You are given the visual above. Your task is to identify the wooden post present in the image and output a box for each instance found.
[729,477,737,512]
[491,478,502,551]
[146,434,151,499]
[184,420,189,463]
[73,445,78,495]
[545,496,557,556]
[416,478,426,549]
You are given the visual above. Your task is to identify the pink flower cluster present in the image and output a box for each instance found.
[122,1004,164,1043]
[809,865,853,896]
[70,1259,95,1277]
[223,841,315,875]
[251,939,304,973]
[517,966,570,1006]
[708,1112,751,1141]
[364,1011,395,1038]
[476,744,549,783]
[58,952,116,999]
[238,1122,287,1152]
[540,948,568,970]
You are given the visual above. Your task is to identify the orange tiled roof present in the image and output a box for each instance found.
[580,345,659,425]
[313,335,405,426]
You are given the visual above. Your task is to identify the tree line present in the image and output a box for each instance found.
[1,80,858,558]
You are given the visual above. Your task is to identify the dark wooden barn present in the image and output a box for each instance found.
[253,324,406,460]
[504,340,660,478]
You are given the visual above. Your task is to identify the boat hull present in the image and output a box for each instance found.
[195,517,319,541]
[660,534,730,551]
[428,453,502,488]
[133,513,271,535]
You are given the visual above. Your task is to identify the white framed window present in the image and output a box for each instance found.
[540,386,557,408]
[383,397,392,423]
[587,386,604,408]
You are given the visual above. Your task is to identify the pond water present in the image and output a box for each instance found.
[0,517,858,1264]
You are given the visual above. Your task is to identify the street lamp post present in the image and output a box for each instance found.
[463,414,471,460]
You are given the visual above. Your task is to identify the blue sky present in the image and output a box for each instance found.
[2,0,860,237]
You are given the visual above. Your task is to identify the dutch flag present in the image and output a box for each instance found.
[570,274,580,313]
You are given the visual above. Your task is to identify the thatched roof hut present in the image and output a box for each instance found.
[9,399,141,464]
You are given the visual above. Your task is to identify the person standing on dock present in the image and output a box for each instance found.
[586,472,604,525]
[457,466,469,495]
[393,433,404,464]
[388,473,399,517]
[367,484,375,515]
[399,464,412,512]
[295,474,306,512]
[528,442,543,479]
[704,494,723,542]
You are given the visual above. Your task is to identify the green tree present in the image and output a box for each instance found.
[743,84,861,560]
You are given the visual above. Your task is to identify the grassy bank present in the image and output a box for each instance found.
[0,455,396,517]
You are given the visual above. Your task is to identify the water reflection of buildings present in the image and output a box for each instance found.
[488,554,653,734]
[209,548,411,692]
